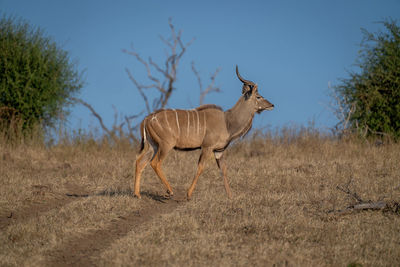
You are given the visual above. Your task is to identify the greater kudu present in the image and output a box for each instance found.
[134,66,274,199]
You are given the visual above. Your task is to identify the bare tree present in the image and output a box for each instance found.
[123,18,194,114]
[73,18,220,142]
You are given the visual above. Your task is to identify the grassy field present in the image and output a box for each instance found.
[0,134,399,266]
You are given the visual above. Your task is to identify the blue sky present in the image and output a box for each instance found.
[2,0,400,134]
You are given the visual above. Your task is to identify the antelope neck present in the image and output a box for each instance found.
[224,96,255,141]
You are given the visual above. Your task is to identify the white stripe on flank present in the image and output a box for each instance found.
[143,120,147,142]
[186,110,190,137]
[164,111,171,132]
[174,109,180,136]
[190,110,194,136]
[203,112,207,137]
[194,109,199,136]
[151,114,162,129]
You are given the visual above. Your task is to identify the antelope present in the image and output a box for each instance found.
[134,66,274,200]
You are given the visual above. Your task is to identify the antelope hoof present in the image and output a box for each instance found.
[164,190,174,199]
[134,193,142,199]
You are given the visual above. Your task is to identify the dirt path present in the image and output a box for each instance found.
[45,193,184,267]
[0,183,88,231]
[1,183,184,266]
[0,197,74,231]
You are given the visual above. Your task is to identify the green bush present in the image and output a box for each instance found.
[333,19,400,140]
[0,16,83,138]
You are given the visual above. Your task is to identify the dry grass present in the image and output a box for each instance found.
[0,134,399,266]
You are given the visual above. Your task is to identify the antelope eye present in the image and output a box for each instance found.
[256,96,261,99]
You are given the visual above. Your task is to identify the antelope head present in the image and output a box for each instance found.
[236,65,274,114]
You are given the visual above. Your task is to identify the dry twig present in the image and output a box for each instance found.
[191,62,221,105]
[71,97,141,143]
[330,178,399,214]
[71,97,111,136]
[327,82,356,137]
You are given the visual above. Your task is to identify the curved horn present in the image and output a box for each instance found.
[236,65,254,85]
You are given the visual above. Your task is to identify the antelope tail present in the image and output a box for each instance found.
[139,120,146,153]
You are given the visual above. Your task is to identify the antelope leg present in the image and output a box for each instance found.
[134,143,154,198]
[215,151,232,199]
[150,143,174,196]
[187,148,212,200]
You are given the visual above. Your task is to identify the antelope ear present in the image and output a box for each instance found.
[242,84,252,95]
[242,84,254,100]
[242,83,257,95]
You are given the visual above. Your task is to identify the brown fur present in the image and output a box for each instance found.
[196,104,223,111]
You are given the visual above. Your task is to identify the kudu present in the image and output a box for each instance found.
[134,66,274,199]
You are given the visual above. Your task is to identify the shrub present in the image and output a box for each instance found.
[0,16,83,139]
[333,19,400,140]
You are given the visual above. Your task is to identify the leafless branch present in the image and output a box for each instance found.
[191,62,202,93]
[124,68,151,114]
[336,178,364,203]
[71,97,142,143]
[327,82,356,137]
[124,112,143,143]
[329,178,400,214]
[71,97,112,136]
[149,57,169,80]
[191,62,221,105]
